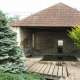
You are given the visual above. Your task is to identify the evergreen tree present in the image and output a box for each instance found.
[0,11,27,73]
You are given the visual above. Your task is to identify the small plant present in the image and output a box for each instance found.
[0,70,46,80]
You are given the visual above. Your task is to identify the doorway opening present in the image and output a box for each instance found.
[58,40,63,53]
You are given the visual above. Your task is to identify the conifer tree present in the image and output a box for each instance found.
[0,11,27,73]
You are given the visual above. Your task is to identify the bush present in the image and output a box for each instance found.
[0,70,46,80]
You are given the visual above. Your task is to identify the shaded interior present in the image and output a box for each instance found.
[41,55,78,61]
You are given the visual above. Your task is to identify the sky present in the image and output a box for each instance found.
[0,0,80,19]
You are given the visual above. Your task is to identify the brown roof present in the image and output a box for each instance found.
[11,2,80,27]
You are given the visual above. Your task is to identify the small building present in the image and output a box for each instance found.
[11,2,80,55]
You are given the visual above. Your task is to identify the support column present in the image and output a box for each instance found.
[32,33,35,48]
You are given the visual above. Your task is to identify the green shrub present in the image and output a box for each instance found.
[0,70,46,80]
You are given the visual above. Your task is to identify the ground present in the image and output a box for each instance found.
[25,54,80,80]
[64,63,80,80]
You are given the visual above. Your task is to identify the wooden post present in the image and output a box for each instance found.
[32,33,35,48]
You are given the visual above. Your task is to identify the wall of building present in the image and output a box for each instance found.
[12,27,80,55]
[12,27,34,56]
[20,27,32,49]
[12,27,32,49]
[34,31,79,54]
[11,27,21,46]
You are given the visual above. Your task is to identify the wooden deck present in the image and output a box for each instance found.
[26,60,69,79]
[25,55,80,79]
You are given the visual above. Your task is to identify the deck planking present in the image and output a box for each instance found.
[27,61,68,78]
[31,63,41,72]
[28,63,38,71]
[58,66,62,76]
[35,63,44,73]
[44,64,51,75]
[63,66,67,77]
[53,66,58,76]
[39,64,47,73]
[48,63,55,75]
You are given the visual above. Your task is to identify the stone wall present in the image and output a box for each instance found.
[34,31,79,54]
[12,27,80,55]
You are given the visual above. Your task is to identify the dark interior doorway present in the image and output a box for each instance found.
[58,46,63,53]
[58,40,63,53]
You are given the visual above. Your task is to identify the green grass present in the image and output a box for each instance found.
[0,70,46,80]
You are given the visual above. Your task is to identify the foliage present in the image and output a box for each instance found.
[68,25,80,48]
[0,10,7,26]
[0,11,27,73]
[7,15,20,25]
[0,70,46,80]
[0,10,46,80]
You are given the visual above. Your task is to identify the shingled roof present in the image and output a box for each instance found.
[11,2,80,27]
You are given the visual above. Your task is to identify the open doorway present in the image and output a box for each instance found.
[58,40,63,53]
